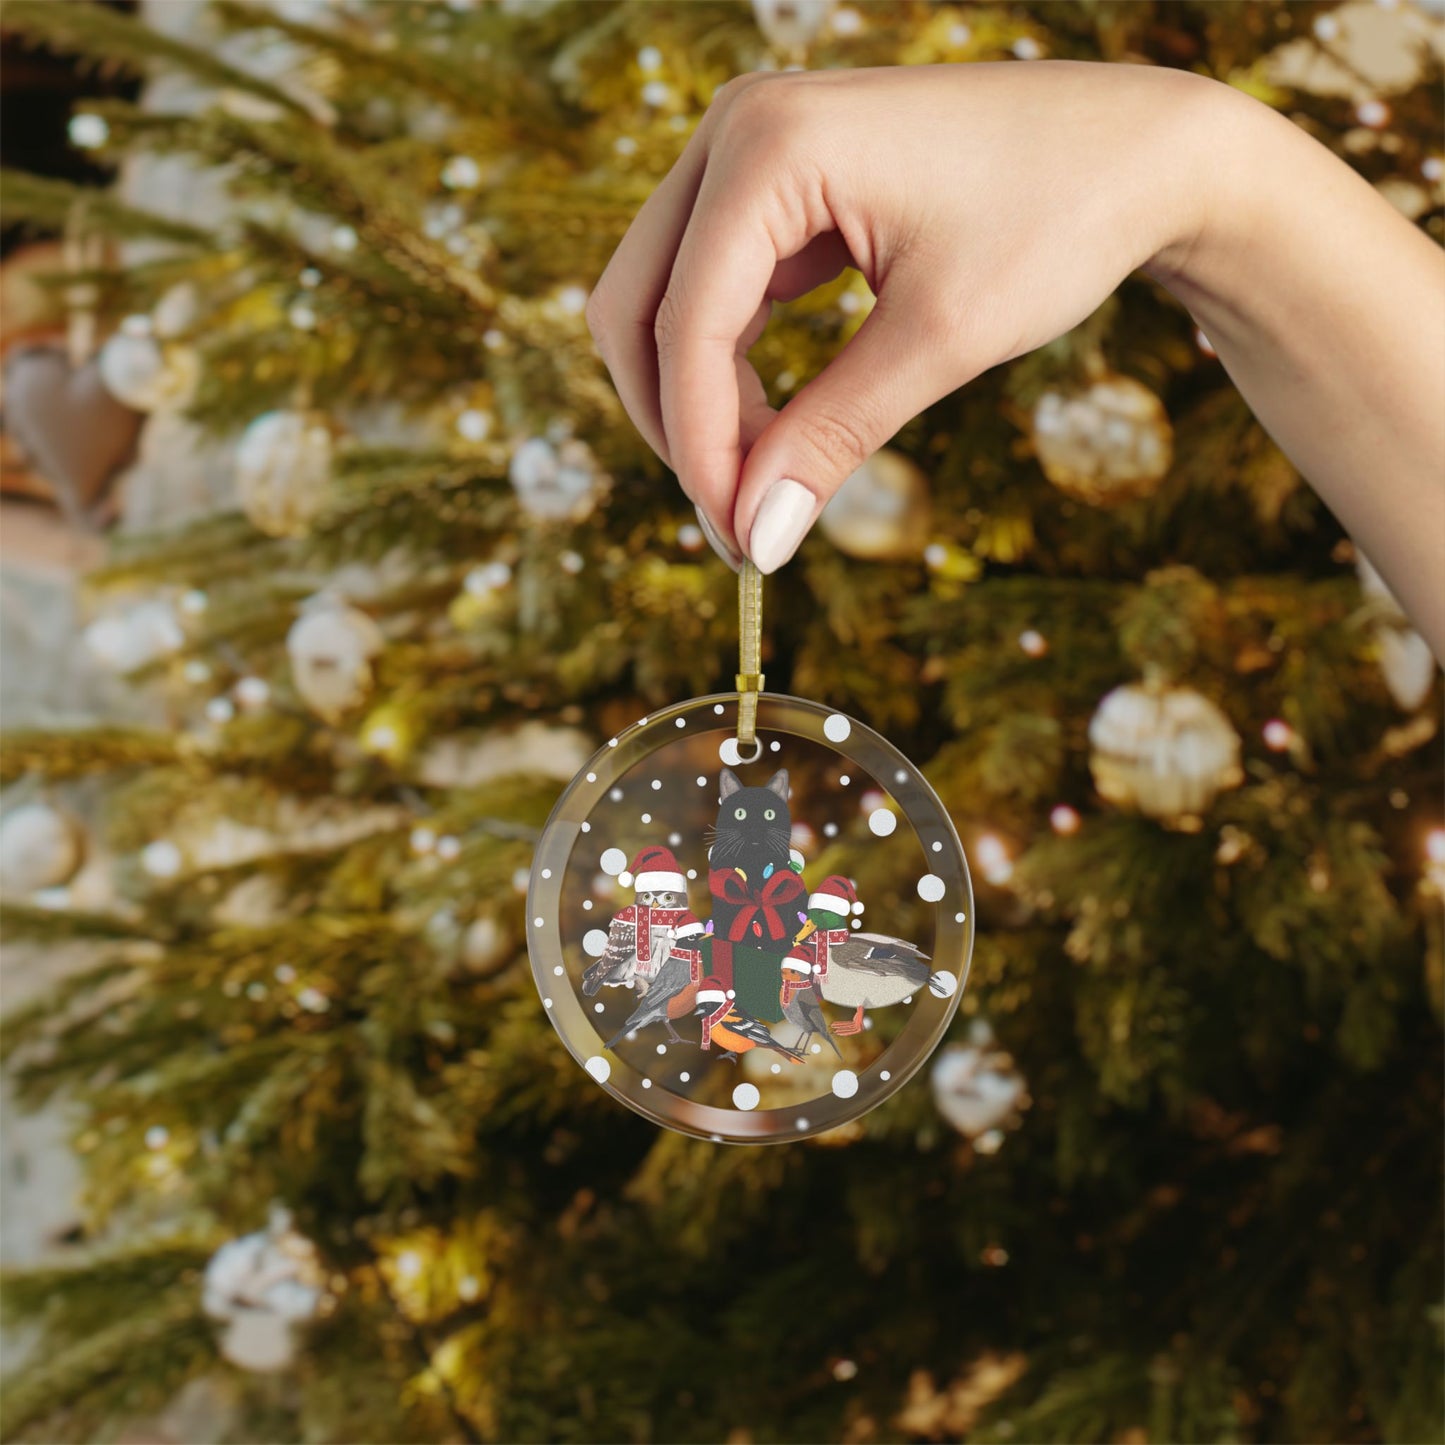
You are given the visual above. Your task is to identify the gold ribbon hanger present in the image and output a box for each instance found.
[735,559,764,760]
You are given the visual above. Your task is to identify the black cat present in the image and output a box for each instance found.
[707,768,806,1023]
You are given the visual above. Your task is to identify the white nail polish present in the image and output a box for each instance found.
[695,506,742,571]
[748,478,816,575]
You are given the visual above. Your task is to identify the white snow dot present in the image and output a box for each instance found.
[675,717,686,728]
[719,738,742,765]
[608,738,618,748]
[586,772,597,782]
[839,775,851,787]
[932,841,943,852]
[580,822,591,833]
[642,1078,652,1089]
[594,1003,605,1014]
[600,848,627,875]
[831,1069,859,1099]
[679,1071,690,1083]
[811,1042,822,1053]
[543,998,553,1008]
[696,775,708,787]
[868,808,897,837]
[880,1070,891,1081]
[796,1117,809,1130]
[609,787,624,802]
[640,813,651,825]
[656,1043,667,1055]
[583,929,609,956]
[650,779,662,791]
[771,1063,782,1074]
[584,1057,611,1083]
[930,970,958,998]
[903,996,913,1006]
[541,868,552,880]
[669,832,682,846]
[686,869,697,880]
[732,1082,760,1110]
[917,874,946,902]
[714,704,725,715]
[895,770,908,784]
[955,911,966,923]
[824,714,852,743]
[583,900,593,910]
[553,965,564,976]
[770,740,781,752]
[533,917,544,928]
[824,823,839,838]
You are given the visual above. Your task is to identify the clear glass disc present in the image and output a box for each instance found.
[527,693,974,1143]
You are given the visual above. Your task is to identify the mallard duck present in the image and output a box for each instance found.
[815,933,948,1035]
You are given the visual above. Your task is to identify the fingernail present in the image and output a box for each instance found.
[748,478,816,575]
[695,506,742,571]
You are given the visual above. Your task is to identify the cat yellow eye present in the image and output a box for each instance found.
[764,808,776,821]
[733,807,746,820]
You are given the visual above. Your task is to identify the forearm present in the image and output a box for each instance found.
[1144,81,1445,659]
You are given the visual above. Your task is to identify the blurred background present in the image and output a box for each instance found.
[0,2,1441,1442]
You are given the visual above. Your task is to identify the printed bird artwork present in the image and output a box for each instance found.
[779,959,842,1059]
[817,933,950,1036]
[695,975,804,1064]
[582,845,701,997]
[602,951,700,1049]
[581,913,642,996]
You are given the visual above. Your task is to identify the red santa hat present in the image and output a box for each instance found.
[630,844,687,895]
[808,874,857,917]
[672,912,706,941]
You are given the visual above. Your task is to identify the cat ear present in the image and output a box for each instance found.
[719,768,742,799]
[766,769,789,799]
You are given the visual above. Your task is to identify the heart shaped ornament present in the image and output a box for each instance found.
[3,345,143,527]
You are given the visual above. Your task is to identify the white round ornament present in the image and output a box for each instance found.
[98,331,198,412]
[930,1020,1029,1142]
[461,914,512,975]
[83,599,185,674]
[1032,373,1173,505]
[752,0,836,55]
[236,410,335,537]
[203,1207,325,1373]
[1088,681,1243,823]
[286,597,384,722]
[529,693,972,1143]
[0,803,85,894]
[1356,553,1437,710]
[508,434,604,521]
[818,448,931,562]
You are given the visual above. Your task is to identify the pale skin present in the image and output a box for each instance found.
[585,62,1445,660]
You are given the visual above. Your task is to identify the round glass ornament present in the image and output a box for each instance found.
[528,693,974,1143]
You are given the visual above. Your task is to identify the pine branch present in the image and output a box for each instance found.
[0,170,212,248]
[0,728,179,785]
[2,0,309,117]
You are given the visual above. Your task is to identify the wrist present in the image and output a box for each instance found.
[1140,72,1264,292]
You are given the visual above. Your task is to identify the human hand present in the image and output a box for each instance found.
[585,61,1223,573]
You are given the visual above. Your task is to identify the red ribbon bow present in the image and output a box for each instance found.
[709,867,806,945]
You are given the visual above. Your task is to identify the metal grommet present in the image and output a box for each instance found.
[733,736,764,764]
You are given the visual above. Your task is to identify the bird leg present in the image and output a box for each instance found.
[830,1004,866,1036]
[664,1019,690,1045]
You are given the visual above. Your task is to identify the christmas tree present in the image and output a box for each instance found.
[2,2,1442,1441]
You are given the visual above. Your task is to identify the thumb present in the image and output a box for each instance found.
[734,281,966,574]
